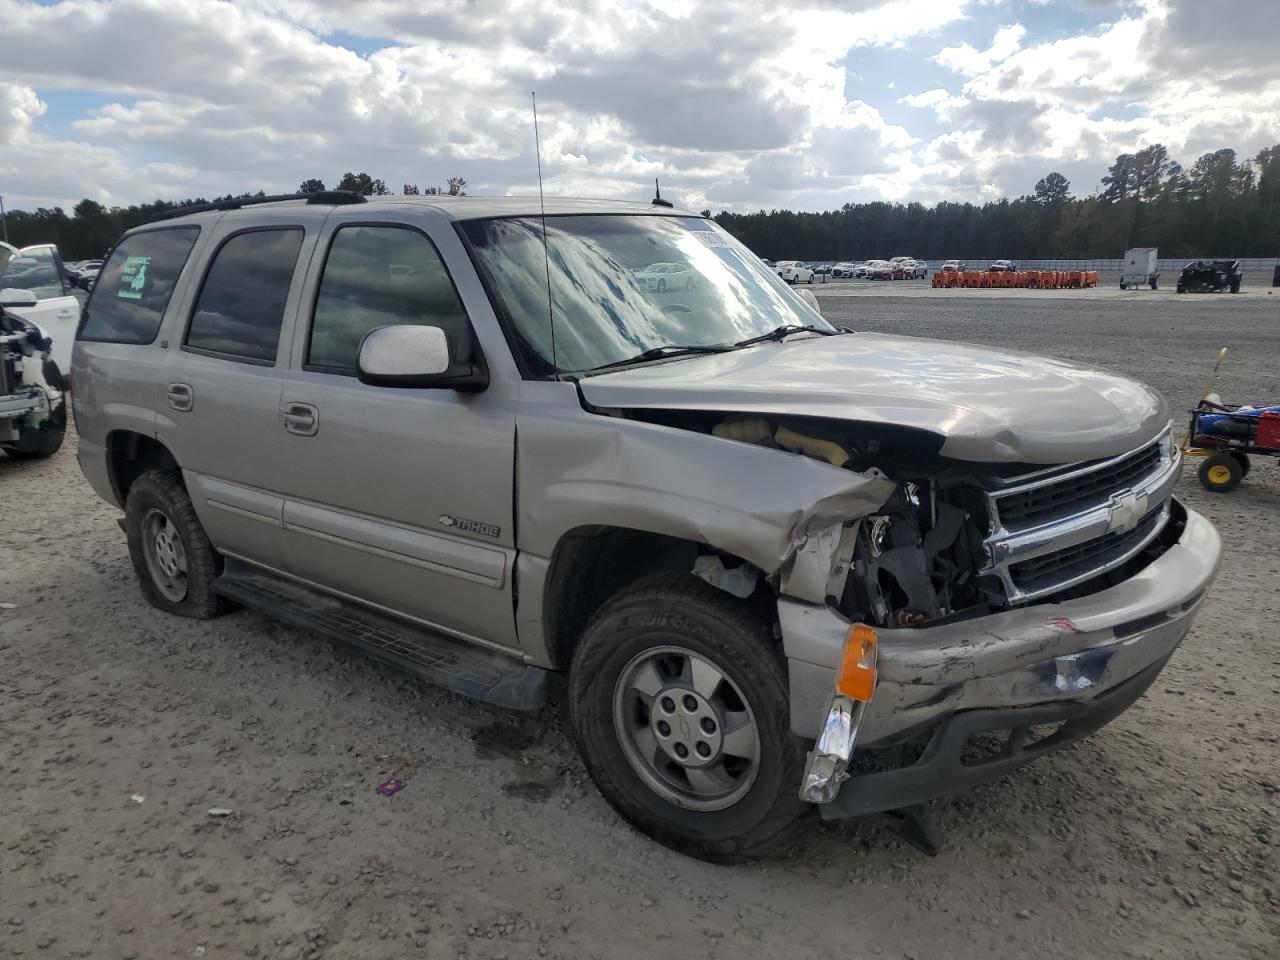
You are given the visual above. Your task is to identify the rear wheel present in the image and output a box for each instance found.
[568,573,808,862]
[1231,451,1251,477]
[1199,452,1243,493]
[125,470,228,618]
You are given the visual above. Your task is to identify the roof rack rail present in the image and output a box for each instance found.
[148,190,368,223]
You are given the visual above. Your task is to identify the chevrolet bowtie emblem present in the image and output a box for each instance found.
[1107,490,1146,535]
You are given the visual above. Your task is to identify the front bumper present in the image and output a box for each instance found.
[782,501,1222,814]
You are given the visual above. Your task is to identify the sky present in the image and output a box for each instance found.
[1,0,1278,213]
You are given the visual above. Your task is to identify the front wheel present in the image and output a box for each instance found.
[5,395,66,460]
[657,279,667,292]
[568,573,808,862]
[125,470,228,618]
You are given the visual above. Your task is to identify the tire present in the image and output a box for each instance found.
[5,397,66,460]
[568,573,809,863]
[657,279,667,292]
[125,470,228,618]
[1150,278,1158,290]
[1198,452,1242,493]
[1231,451,1251,477]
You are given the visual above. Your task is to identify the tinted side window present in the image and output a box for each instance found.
[78,227,200,343]
[308,226,470,372]
[185,229,304,363]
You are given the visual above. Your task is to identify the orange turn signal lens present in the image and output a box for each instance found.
[836,624,878,702]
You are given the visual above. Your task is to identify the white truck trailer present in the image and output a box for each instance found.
[1120,247,1160,290]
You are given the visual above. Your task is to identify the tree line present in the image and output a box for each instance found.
[4,142,1278,262]
[711,143,1280,261]
[0,173,466,261]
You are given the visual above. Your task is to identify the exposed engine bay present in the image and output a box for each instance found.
[612,408,1179,630]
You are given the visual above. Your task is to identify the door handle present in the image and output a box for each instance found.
[56,310,78,319]
[167,383,193,412]
[283,402,318,436]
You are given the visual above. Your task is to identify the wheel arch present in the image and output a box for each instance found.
[107,430,181,505]
[540,524,766,670]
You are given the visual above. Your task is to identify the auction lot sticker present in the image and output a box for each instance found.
[118,255,152,301]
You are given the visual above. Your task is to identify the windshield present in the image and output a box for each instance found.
[462,214,830,376]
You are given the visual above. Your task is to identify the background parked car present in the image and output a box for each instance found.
[68,259,103,290]
[864,259,894,280]
[895,257,927,279]
[988,260,1017,272]
[941,259,966,272]
[775,260,815,284]
[830,261,858,278]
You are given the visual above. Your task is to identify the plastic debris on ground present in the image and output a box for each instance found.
[376,778,405,797]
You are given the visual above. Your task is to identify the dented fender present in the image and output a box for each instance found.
[516,382,895,576]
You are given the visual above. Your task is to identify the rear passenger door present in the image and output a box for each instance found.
[273,216,519,652]
[156,218,313,570]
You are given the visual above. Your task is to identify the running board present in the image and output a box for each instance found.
[215,561,547,711]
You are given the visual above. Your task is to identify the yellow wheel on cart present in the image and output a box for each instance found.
[1198,452,1242,493]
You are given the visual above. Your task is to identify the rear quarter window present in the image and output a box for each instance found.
[79,227,200,344]
[184,228,304,363]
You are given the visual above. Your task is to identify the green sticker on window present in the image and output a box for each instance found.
[118,255,151,301]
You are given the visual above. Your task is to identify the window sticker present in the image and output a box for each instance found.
[117,255,152,301]
[692,231,729,247]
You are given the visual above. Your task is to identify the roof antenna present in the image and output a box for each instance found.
[532,91,559,381]
[652,178,673,208]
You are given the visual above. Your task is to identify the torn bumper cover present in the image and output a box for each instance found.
[786,501,1222,814]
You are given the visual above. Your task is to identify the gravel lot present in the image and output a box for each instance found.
[2,288,1277,960]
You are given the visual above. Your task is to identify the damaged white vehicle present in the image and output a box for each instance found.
[73,193,1221,862]
[1,297,66,460]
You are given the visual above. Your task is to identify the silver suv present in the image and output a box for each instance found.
[73,193,1221,861]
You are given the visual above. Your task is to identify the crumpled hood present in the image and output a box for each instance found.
[578,333,1168,464]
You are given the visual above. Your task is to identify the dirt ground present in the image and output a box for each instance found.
[2,289,1278,960]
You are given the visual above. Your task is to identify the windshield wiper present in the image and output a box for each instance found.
[733,324,840,348]
[586,343,732,374]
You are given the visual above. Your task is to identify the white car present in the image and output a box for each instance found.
[0,242,80,378]
[775,260,815,284]
[634,262,696,292]
[830,261,859,278]
[890,256,927,280]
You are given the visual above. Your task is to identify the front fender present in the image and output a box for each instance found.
[516,383,894,574]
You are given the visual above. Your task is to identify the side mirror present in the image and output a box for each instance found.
[0,288,39,309]
[797,288,821,315]
[357,324,488,392]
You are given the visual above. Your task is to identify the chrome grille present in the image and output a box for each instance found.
[995,443,1163,532]
[980,429,1180,603]
[1007,504,1167,597]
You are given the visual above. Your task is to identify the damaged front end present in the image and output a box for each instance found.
[619,407,1215,814]
[1,308,66,457]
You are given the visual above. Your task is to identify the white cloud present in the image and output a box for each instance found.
[0,0,1277,213]
[934,24,1025,76]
